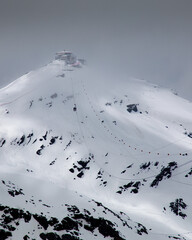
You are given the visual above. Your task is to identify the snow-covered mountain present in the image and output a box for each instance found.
[0,51,192,240]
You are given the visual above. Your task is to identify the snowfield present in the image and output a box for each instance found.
[0,52,192,240]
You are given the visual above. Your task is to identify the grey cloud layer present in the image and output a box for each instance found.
[0,0,192,100]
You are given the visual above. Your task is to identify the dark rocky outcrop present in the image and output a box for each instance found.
[17,135,25,145]
[69,154,94,178]
[0,199,149,240]
[117,181,141,194]
[40,232,61,240]
[0,138,6,147]
[0,229,12,240]
[150,162,177,187]
[140,162,151,170]
[33,214,49,230]
[127,104,138,113]
[54,217,78,231]
[169,198,187,219]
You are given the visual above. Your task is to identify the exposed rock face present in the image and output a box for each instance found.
[169,199,187,219]
[1,203,147,240]
[127,104,138,113]
[150,162,178,187]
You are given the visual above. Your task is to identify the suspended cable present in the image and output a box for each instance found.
[81,79,192,158]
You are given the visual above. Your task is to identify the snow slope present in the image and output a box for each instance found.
[0,52,192,240]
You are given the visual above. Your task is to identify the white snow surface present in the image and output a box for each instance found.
[0,56,192,240]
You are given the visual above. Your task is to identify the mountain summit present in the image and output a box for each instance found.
[0,52,192,240]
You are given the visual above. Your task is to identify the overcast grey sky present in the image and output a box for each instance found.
[0,0,192,100]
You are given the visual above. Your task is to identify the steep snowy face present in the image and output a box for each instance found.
[0,52,192,240]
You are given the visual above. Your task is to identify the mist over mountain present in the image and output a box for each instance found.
[1,0,192,101]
